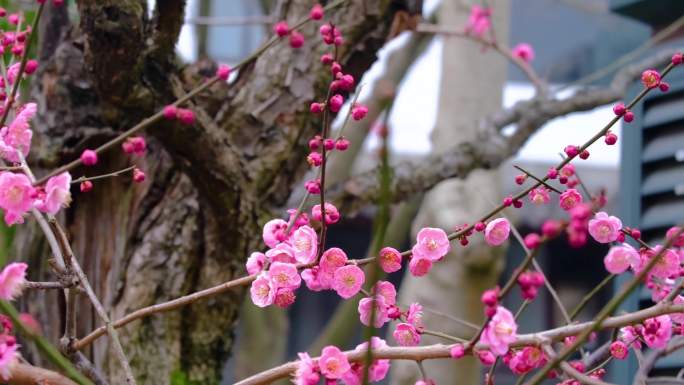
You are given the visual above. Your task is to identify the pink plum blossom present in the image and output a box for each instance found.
[372,281,396,306]
[512,43,535,63]
[0,102,35,162]
[262,218,289,248]
[559,189,582,211]
[250,274,276,307]
[610,341,629,360]
[528,187,550,205]
[603,244,639,274]
[312,202,340,224]
[588,212,622,243]
[358,296,389,328]
[246,252,266,275]
[641,246,680,279]
[301,267,324,291]
[267,262,301,289]
[412,227,450,261]
[481,306,517,356]
[319,248,348,288]
[332,265,364,299]
[0,262,27,301]
[265,243,296,264]
[408,256,432,277]
[484,218,510,246]
[378,246,402,273]
[0,172,35,225]
[465,5,491,38]
[407,303,423,329]
[318,346,350,379]
[290,225,317,264]
[349,337,390,383]
[293,352,319,385]
[0,340,18,380]
[393,323,420,346]
[641,315,672,349]
[35,172,71,215]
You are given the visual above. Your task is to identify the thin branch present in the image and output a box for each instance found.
[542,344,616,385]
[231,301,684,385]
[8,362,78,385]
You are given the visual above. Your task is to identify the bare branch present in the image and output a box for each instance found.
[9,362,79,385]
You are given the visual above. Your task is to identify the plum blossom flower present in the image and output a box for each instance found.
[641,69,661,89]
[610,341,629,360]
[512,43,535,63]
[250,274,276,307]
[372,281,396,305]
[408,256,432,277]
[641,315,672,349]
[588,212,622,243]
[346,337,390,384]
[293,352,319,385]
[35,172,71,215]
[528,187,550,205]
[378,247,402,273]
[407,303,423,329]
[393,323,420,346]
[484,218,510,246]
[603,244,639,274]
[319,248,348,288]
[332,265,364,299]
[358,296,389,328]
[290,225,317,264]
[0,339,18,380]
[481,306,517,356]
[266,243,296,264]
[301,267,325,291]
[0,172,35,225]
[318,346,350,379]
[312,202,340,225]
[0,102,35,162]
[246,252,266,275]
[641,246,680,279]
[559,188,582,211]
[262,219,289,248]
[268,262,301,290]
[0,262,27,300]
[412,227,450,261]
[465,5,491,37]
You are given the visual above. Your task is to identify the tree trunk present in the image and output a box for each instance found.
[15,1,412,384]
[390,1,510,384]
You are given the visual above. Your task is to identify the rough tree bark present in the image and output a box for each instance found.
[14,1,414,384]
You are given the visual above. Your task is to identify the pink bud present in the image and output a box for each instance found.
[630,229,641,240]
[512,199,523,208]
[323,138,335,150]
[310,102,324,114]
[623,111,634,123]
[351,104,368,120]
[541,220,561,238]
[579,149,590,160]
[659,82,670,92]
[547,168,558,179]
[672,53,683,65]
[177,108,195,125]
[477,350,496,366]
[274,21,289,37]
[331,62,342,75]
[24,60,38,75]
[328,94,344,113]
[307,152,323,167]
[564,145,579,157]
[450,344,466,360]
[475,222,486,232]
[335,138,350,151]
[216,64,231,80]
[309,136,321,150]
[80,150,98,166]
[613,103,626,116]
[133,168,146,183]
[310,4,324,20]
[122,141,135,154]
[515,174,526,185]
[502,196,513,207]
[163,105,177,120]
[289,31,304,48]
[604,132,617,145]
[305,179,321,194]
[320,53,334,65]
[481,288,498,306]
[559,176,568,185]
[524,233,541,249]
[80,181,93,193]
[319,24,332,37]
[8,14,19,25]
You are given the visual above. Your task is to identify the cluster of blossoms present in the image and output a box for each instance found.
[294,339,389,385]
